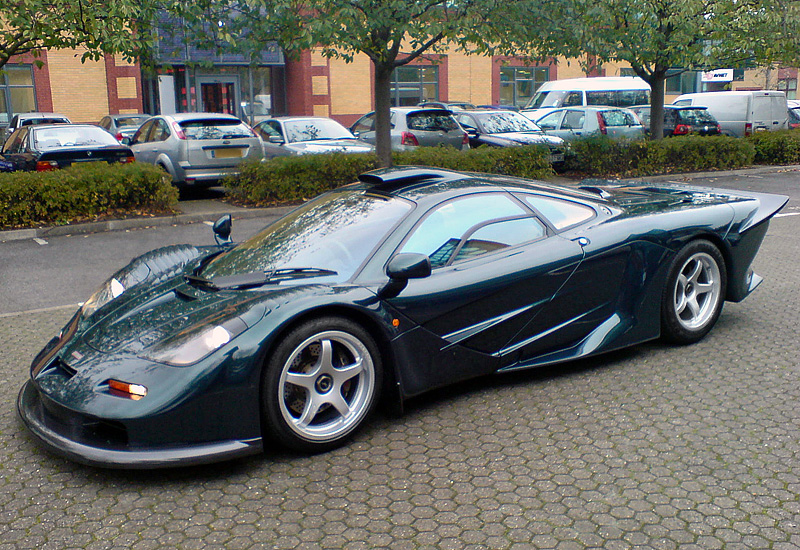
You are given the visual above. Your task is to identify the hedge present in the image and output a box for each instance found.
[227,144,554,205]
[563,135,756,178]
[748,130,800,165]
[0,162,178,230]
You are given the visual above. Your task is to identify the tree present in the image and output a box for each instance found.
[220,0,540,167]
[545,0,800,139]
[1,0,162,70]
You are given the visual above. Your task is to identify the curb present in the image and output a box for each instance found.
[0,205,293,243]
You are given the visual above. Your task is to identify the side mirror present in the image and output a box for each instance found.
[120,136,131,145]
[213,214,233,246]
[378,253,431,299]
[268,135,285,144]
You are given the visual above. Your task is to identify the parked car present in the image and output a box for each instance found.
[253,116,374,159]
[672,90,788,137]
[535,106,645,141]
[452,109,567,163]
[417,101,476,111]
[98,114,152,143]
[520,76,651,120]
[128,113,263,187]
[4,112,71,142]
[0,124,135,172]
[788,106,800,130]
[17,166,787,468]
[350,107,469,151]
[628,105,721,137]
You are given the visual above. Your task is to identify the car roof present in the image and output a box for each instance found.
[266,116,339,123]
[16,112,69,119]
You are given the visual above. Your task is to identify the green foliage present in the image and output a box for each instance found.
[0,0,162,68]
[0,163,178,229]
[227,146,554,205]
[564,135,755,178]
[747,130,800,165]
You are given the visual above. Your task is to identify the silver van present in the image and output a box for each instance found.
[672,90,788,137]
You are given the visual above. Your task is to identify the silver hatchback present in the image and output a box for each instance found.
[533,106,645,141]
[350,107,469,151]
[129,113,263,186]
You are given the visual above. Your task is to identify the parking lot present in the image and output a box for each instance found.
[1,185,800,549]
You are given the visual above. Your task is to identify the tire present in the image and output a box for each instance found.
[661,240,727,344]
[261,317,382,452]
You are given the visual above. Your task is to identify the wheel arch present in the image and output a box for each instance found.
[684,232,733,298]
[255,304,404,418]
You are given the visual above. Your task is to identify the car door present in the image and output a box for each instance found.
[129,119,157,164]
[536,110,569,140]
[350,113,377,144]
[253,120,289,158]
[385,192,585,362]
[1,128,35,171]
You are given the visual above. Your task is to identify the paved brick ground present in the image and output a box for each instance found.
[1,215,798,550]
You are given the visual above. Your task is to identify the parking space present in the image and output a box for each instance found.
[0,207,796,548]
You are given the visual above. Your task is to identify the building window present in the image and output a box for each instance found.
[778,78,797,100]
[0,65,36,130]
[500,67,549,108]
[666,70,699,95]
[391,66,438,106]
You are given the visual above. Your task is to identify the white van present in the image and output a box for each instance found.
[672,90,788,137]
[520,77,651,120]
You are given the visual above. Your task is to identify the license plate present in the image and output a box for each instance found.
[549,153,565,163]
[212,148,243,159]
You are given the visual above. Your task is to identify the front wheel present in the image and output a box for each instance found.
[661,240,727,344]
[261,317,382,452]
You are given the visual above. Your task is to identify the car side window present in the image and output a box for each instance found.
[254,122,280,140]
[266,121,284,139]
[151,120,170,142]
[399,194,537,268]
[536,111,562,130]
[456,113,477,130]
[563,92,583,107]
[351,114,375,134]
[2,129,26,153]
[562,111,585,130]
[99,117,110,130]
[518,194,595,230]
[133,120,154,143]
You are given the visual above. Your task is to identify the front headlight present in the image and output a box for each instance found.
[140,317,249,366]
[81,277,126,317]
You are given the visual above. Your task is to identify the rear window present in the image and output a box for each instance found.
[21,117,70,127]
[676,109,716,124]
[601,110,637,127]
[406,111,459,132]
[115,116,148,128]
[178,119,253,140]
[33,126,120,149]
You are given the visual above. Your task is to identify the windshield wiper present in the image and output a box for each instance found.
[192,268,339,291]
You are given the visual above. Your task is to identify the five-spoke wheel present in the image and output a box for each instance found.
[661,240,726,344]
[262,317,382,452]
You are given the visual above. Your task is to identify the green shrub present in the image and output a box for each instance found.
[0,162,178,229]
[747,130,800,165]
[228,145,553,205]
[565,135,755,178]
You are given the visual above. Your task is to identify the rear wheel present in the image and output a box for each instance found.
[261,317,382,452]
[661,240,726,344]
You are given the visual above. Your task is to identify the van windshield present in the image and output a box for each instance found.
[525,91,567,110]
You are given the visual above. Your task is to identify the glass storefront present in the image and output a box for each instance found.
[1,65,37,133]
[500,67,549,108]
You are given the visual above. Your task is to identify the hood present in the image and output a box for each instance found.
[80,277,270,354]
[491,132,564,146]
[285,139,374,155]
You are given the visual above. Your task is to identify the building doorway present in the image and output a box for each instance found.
[197,76,240,115]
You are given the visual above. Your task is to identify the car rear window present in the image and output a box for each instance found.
[33,126,120,149]
[178,119,253,140]
[676,109,716,124]
[601,110,637,126]
[406,111,459,132]
[21,117,70,127]
[115,116,148,128]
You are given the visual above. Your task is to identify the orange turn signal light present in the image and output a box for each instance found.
[107,379,147,400]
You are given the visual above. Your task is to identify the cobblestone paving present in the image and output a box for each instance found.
[1,216,798,550]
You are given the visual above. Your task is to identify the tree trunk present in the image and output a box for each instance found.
[374,63,394,168]
[648,74,667,140]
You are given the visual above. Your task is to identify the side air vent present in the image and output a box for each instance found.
[358,166,462,188]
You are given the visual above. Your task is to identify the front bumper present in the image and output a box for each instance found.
[17,381,263,469]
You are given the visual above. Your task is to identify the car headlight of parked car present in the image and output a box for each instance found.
[140,317,250,366]
[81,277,126,317]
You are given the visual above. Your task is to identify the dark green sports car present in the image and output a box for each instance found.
[18,167,787,468]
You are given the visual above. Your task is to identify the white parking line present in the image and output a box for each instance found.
[775,213,800,218]
[33,238,48,246]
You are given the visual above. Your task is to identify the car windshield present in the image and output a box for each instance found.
[475,112,541,133]
[677,109,716,124]
[201,189,413,281]
[33,126,120,149]
[283,119,355,143]
[179,119,253,140]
